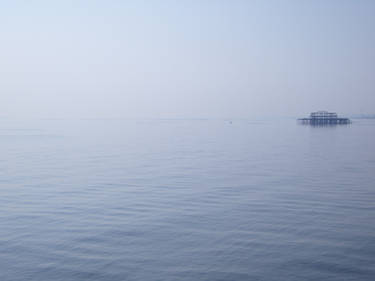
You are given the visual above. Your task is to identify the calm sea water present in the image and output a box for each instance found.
[0,118,374,281]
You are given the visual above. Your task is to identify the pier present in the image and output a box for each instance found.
[298,111,351,125]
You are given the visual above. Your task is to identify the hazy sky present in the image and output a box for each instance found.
[1,0,374,118]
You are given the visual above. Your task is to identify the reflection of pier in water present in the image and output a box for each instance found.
[298,111,351,125]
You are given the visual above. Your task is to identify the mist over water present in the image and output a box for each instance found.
[1,1,375,279]
[1,1,375,119]
[1,118,374,281]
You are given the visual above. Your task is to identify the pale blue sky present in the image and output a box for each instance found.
[1,0,374,118]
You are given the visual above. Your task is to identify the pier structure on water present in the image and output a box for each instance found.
[298,111,351,125]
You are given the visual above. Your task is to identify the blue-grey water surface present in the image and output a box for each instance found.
[1,118,374,281]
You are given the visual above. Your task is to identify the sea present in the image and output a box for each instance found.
[0,118,374,281]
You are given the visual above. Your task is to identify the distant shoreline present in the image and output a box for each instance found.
[350,115,375,119]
